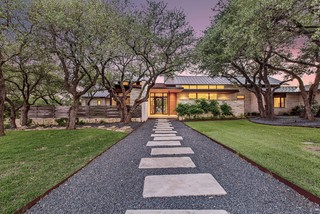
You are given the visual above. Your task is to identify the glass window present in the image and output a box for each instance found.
[209,93,217,100]
[189,93,197,99]
[189,85,197,89]
[183,85,190,89]
[198,93,209,99]
[274,97,285,108]
[218,94,229,100]
[197,85,209,89]
[217,85,225,89]
[237,95,245,100]
[97,100,101,106]
[209,85,217,89]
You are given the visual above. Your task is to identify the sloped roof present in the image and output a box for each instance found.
[274,86,300,93]
[165,75,283,86]
[165,76,232,85]
[82,90,110,98]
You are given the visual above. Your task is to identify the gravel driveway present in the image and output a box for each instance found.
[27,120,320,214]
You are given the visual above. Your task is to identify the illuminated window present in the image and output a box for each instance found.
[189,93,197,99]
[97,100,101,106]
[122,82,129,86]
[237,95,245,100]
[218,94,229,100]
[217,85,225,89]
[274,97,285,108]
[198,93,209,99]
[209,93,217,100]
[197,85,209,89]
[189,85,197,89]
[209,85,217,89]
[183,85,190,89]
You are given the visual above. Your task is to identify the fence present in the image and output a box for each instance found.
[27,105,142,119]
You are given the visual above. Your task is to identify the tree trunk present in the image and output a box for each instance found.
[67,96,80,130]
[21,103,30,126]
[5,98,17,129]
[263,92,275,120]
[0,70,6,136]
[255,92,266,118]
[301,91,315,121]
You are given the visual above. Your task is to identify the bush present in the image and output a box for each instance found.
[195,99,211,113]
[76,119,86,125]
[209,100,220,117]
[220,103,233,116]
[55,118,68,126]
[188,105,204,118]
[26,118,33,126]
[291,105,304,116]
[176,103,191,117]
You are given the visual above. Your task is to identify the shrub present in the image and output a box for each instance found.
[188,105,204,118]
[76,119,86,125]
[220,103,233,116]
[55,118,68,126]
[209,100,220,117]
[26,118,33,126]
[291,105,303,116]
[195,99,211,113]
[176,103,191,117]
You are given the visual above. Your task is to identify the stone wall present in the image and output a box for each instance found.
[16,117,142,127]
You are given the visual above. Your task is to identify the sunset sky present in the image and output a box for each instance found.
[136,0,314,86]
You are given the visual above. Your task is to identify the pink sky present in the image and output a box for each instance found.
[136,0,315,86]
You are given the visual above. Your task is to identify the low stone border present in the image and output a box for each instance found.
[14,122,143,214]
[250,116,320,128]
[184,122,320,206]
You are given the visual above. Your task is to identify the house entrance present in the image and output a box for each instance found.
[150,93,168,115]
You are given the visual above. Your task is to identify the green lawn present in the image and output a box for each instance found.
[0,129,126,214]
[186,120,320,197]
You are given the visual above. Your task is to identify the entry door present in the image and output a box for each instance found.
[150,93,168,115]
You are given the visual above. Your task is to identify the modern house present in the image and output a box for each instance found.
[81,76,320,119]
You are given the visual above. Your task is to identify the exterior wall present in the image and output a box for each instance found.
[274,93,300,115]
[176,91,245,116]
[238,88,252,113]
[245,90,302,115]
[130,88,141,105]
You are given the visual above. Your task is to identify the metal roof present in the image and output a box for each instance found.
[165,75,283,86]
[274,86,300,93]
[82,90,110,98]
[234,76,283,86]
[165,76,232,85]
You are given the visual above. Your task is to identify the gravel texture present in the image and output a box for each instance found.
[251,116,320,128]
[27,120,320,214]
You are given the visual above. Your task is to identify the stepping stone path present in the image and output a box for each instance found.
[127,119,228,213]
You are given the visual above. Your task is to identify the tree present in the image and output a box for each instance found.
[0,0,30,136]
[196,0,290,119]
[5,44,54,126]
[30,0,115,129]
[99,0,195,123]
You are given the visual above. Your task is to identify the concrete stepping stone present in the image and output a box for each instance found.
[146,141,181,147]
[143,173,227,198]
[154,136,183,141]
[151,134,176,137]
[153,128,174,131]
[154,131,177,134]
[139,157,196,169]
[155,125,173,128]
[151,147,194,155]
[126,210,228,214]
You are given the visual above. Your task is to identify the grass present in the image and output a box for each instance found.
[186,120,320,197]
[0,129,126,214]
